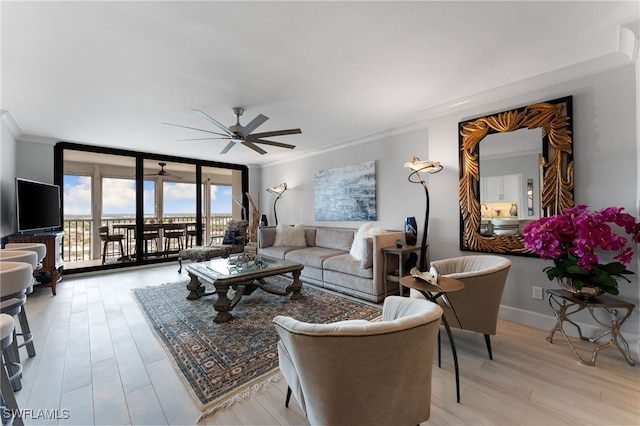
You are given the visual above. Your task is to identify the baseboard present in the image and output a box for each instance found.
[498,305,639,359]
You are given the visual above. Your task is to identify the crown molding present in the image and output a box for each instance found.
[419,51,632,121]
[0,110,23,138]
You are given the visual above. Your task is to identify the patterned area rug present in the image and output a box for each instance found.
[132,275,381,418]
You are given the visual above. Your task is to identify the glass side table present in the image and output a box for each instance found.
[546,289,636,366]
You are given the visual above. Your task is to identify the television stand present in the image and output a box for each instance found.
[8,232,64,295]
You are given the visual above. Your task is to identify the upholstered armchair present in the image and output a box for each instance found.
[410,255,511,359]
[273,296,443,426]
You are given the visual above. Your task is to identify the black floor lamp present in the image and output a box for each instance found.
[404,157,443,272]
[266,182,287,225]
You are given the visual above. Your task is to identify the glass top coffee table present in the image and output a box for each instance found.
[185,255,304,323]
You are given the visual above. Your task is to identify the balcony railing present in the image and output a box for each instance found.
[62,214,233,263]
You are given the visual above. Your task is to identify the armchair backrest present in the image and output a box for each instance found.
[273,296,442,426]
[432,255,511,334]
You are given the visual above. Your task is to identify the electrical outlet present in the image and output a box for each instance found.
[533,286,543,300]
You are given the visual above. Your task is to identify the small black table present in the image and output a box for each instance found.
[546,289,636,366]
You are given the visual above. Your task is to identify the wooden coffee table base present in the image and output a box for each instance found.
[186,268,303,323]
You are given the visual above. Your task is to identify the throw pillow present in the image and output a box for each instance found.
[349,223,373,261]
[273,224,307,247]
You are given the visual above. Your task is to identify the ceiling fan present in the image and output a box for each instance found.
[163,107,301,155]
[144,162,182,179]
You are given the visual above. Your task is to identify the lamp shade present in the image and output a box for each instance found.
[266,182,288,225]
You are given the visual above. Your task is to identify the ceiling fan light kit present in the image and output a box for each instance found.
[145,162,182,179]
[164,107,301,155]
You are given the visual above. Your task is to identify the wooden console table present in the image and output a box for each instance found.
[8,232,64,295]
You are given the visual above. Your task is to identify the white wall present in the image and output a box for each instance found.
[261,64,639,340]
[260,125,429,232]
[429,64,638,335]
[16,141,55,185]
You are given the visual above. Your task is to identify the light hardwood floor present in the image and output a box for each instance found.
[10,263,640,425]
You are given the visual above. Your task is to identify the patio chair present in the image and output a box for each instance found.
[163,223,186,253]
[99,226,125,264]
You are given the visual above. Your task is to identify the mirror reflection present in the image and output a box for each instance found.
[478,127,542,236]
[458,96,574,256]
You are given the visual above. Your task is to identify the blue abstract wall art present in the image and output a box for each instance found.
[314,160,377,221]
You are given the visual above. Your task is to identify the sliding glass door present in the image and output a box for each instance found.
[55,142,248,274]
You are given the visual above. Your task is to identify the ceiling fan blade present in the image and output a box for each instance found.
[177,137,231,141]
[191,109,233,136]
[239,114,269,137]
[242,141,267,155]
[251,139,296,150]
[220,141,236,154]
[163,122,229,137]
[248,128,302,139]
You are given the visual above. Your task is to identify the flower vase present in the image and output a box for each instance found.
[404,217,418,246]
[557,277,603,299]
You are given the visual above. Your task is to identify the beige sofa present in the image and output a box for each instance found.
[258,226,402,302]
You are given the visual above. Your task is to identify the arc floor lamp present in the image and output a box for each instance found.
[266,182,288,225]
[404,157,443,272]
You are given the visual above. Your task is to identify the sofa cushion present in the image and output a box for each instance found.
[259,246,305,260]
[285,247,346,269]
[305,228,317,247]
[315,228,354,251]
[323,253,374,279]
[274,224,307,247]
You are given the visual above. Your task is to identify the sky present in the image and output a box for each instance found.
[63,175,232,216]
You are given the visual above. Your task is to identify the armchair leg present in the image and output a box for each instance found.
[285,386,292,408]
[484,334,493,360]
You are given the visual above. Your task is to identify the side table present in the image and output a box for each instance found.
[400,275,464,403]
[383,245,423,297]
[546,289,636,366]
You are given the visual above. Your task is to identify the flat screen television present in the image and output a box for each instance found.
[16,178,62,233]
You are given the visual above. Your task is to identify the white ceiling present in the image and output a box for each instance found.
[2,1,638,167]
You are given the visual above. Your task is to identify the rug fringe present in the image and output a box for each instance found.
[197,371,283,422]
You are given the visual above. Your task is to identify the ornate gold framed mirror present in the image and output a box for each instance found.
[458,96,574,255]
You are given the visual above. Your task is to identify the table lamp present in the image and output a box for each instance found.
[404,157,443,271]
